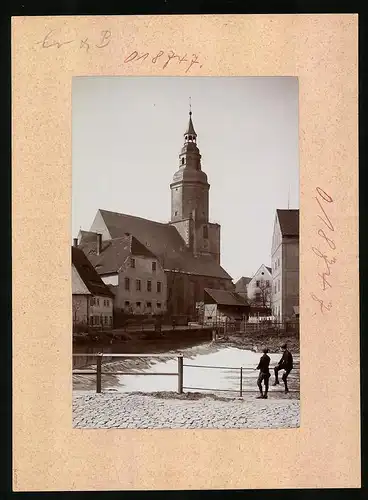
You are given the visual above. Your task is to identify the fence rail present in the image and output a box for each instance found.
[73,354,299,397]
[73,353,183,394]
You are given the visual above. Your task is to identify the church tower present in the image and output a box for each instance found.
[170,107,221,264]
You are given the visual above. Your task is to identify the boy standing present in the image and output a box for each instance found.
[256,348,271,399]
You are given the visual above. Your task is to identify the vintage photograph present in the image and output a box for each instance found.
[72,76,300,429]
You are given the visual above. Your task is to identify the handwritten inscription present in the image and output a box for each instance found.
[311,187,335,314]
[124,50,202,73]
[35,30,203,73]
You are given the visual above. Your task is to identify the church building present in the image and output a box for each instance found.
[77,109,234,318]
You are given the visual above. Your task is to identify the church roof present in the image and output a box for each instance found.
[71,246,113,297]
[95,209,232,280]
[277,209,299,237]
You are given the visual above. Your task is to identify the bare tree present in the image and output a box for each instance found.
[258,280,271,308]
[248,280,271,309]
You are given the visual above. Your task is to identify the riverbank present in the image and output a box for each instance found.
[73,337,300,393]
[219,332,299,353]
[73,327,299,356]
[73,392,300,429]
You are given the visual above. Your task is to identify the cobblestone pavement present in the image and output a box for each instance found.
[73,392,300,429]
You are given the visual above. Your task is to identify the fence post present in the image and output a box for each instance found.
[239,367,243,397]
[96,354,102,393]
[177,355,183,394]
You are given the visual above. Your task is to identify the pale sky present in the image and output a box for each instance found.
[72,76,299,281]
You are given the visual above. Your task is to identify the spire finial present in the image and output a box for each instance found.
[189,96,192,116]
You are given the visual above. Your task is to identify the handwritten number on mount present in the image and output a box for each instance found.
[124,50,202,73]
[312,187,335,314]
[310,293,332,314]
[36,31,203,73]
[317,229,336,250]
[152,51,164,63]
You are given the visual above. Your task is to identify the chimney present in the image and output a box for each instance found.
[96,233,102,255]
[73,238,78,248]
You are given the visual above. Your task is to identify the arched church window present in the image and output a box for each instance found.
[189,135,192,141]
[185,135,188,141]
[181,158,185,165]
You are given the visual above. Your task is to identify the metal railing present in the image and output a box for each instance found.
[73,354,299,397]
[183,363,300,397]
[73,353,184,394]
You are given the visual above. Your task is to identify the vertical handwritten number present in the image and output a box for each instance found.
[316,187,333,203]
[312,186,335,314]
[318,229,336,250]
[315,187,334,231]
[315,195,334,232]
[310,293,332,313]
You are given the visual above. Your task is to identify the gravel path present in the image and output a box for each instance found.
[73,392,300,429]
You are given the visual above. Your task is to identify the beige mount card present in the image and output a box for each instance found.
[12,14,359,491]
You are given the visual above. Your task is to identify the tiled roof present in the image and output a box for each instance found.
[79,234,156,275]
[234,276,252,293]
[78,230,98,244]
[204,288,248,307]
[277,209,299,237]
[71,246,113,297]
[97,209,232,280]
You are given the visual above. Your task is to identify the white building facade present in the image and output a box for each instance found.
[271,209,299,321]
[246,264,272,307]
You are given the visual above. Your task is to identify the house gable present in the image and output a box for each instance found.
[248,264,272,288]
[72,264,91,295]
[271,213,282,256]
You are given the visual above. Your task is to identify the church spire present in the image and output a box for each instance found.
[184,98,197,140]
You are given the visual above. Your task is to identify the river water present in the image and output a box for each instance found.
[73,341,300,396]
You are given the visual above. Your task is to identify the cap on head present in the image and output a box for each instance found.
[263,347,269,354]
[281,343,287,349]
